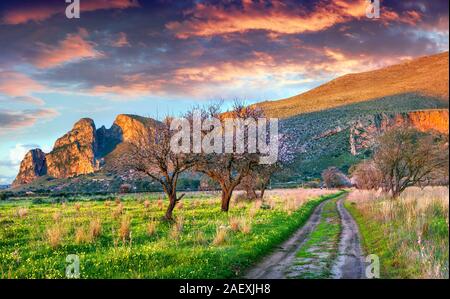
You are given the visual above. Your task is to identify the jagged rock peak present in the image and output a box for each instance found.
[12,149,47,187]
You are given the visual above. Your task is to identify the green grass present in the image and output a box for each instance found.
[0,191,344,278]
[344,189,449,279]
[291,198,341,278]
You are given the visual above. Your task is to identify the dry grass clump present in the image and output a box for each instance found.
[112,203,124,219]
[74,203,81,212]
[169,216,184,240]
[229,216,241,232]
[228,216,252,234]
[193,231,207,245]
[46,225,65,248]
[157,198,164,210]
[16,207,28,218]
[74,218,102,244]
[118,216,131,243]
[89,218,102,238]
[52,211,62,222]
[75,227,90,244]
[212,226,228,246]
[147,219,158,236]
[240,219,252,234]
[104,200,111,207]
[144,200,150,209]
[191,200,200,209]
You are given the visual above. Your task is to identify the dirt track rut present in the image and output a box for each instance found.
[245,193,365,279]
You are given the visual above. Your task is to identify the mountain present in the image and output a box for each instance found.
[12,114,161,188]
[256,52,449,118]
[11,52,450,190]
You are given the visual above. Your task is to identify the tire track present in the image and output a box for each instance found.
[245,193,365,279]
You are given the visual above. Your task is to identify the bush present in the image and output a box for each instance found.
[322,167,351,188]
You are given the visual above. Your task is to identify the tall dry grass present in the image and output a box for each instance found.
[348,187,449,279]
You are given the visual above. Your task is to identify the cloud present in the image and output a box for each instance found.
[166,0,369,38]
[0,175,14,185]
[31,28,103,68]
[8,143,40,166]
[112,32,130,47]
[0,108,59,131]
[0,71,45,105]
[2,0,140,25]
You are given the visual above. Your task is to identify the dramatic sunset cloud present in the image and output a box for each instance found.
[166,0,368,38]
[2,0,140,25]
[31,28,103,68]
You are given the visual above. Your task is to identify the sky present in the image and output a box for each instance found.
[0,0,448,184]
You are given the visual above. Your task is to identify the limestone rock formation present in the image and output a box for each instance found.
[12,114,161,187]
[350,109,449,155]
[12,149,47,187]
[46,118,98,178]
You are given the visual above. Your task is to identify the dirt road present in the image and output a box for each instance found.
[245,194,365,279]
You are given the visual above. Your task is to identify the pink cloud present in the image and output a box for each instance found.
[31,28,103,68]
[2,0,140,25]
[0,71,45,105]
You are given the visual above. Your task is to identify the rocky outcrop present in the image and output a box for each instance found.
[12,149,47,187]
[350,109,449,155]
[46,118,98,178]
[113,114,160,145]
[13,114,161,187]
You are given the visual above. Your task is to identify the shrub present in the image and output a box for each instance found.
[322,167,351,188]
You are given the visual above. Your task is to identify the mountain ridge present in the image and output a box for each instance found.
[256,51,449,118]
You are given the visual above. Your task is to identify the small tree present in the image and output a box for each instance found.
[351,160,383,190]
[187,101,276,212]
[114,118,194,221]
[372,126,448,198]
[322,167,351,188]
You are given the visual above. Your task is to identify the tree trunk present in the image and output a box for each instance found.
[246,186,257,200]
[221,188,233,212]
[259,184,267,199]
[164,193,177,221]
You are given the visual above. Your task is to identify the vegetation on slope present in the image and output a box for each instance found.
[274,93,449,183]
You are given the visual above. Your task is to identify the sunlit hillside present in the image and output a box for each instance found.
[257,52,449,118]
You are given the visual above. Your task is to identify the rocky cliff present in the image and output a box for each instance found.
[46,118,99,178]
[13,114,160,187]
[12,149,47,187]
[350,109,449,155]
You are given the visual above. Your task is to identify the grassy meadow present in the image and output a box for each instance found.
[0,189,341,279]
[346,187,449,279]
